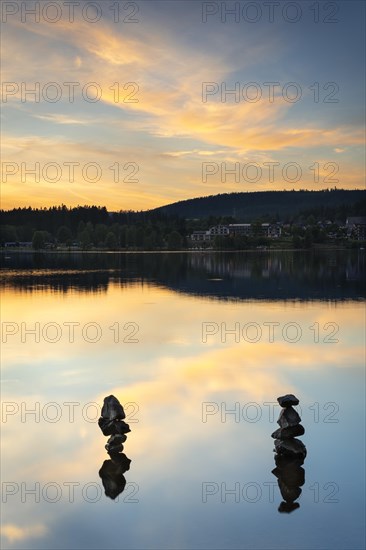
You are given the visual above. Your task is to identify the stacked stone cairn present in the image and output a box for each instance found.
[98,394,131,452]
[271,394,306,513]
[98,395,131,499]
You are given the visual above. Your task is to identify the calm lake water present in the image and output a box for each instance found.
[1,250,365,550]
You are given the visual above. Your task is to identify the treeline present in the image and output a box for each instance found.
[1,206,188,250]
[1,189,365,250]
[0,205,247,249]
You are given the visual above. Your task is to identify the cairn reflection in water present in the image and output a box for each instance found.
[98,395,131,500]
[271,394,307,513]
[99,453,131,500]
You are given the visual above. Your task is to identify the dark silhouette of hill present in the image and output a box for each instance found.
[146,189,366,221]
[1,190,365,249]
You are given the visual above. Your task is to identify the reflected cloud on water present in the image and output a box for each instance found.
[1,251,365,549]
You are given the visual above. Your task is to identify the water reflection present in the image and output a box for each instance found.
[1,252,365,550]
[99,453,131,500]
[272,454,306,513]
[1,250,365,301]
[98,395,132,500]
[271,395,307,513]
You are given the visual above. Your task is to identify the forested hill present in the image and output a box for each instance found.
[147,189,366,221]
[1,190,365,232]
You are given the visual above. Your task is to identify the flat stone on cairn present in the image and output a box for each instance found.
[98,417,131,436]
[105,433,127,453]
[271,424,305,439]
[277,394,299,407]
[277,407,301,429]
[274,438,307,458]
[274,453,304,469]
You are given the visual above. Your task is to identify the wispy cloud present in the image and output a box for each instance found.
[2,8,364,208]
[33,114,91,125]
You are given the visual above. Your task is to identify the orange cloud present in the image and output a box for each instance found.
[1,523,47,543]
[2,17,364,208]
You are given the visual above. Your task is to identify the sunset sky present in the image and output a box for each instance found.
[1,0,365,210]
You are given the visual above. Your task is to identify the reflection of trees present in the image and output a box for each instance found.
[1,250,364,300]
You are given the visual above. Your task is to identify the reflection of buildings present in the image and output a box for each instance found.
[346,252,365,281]
[2,250,365,300]
[187,251,283,279]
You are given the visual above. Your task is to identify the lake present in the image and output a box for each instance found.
[1,250,365,550]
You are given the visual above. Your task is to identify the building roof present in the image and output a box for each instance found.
[346,217,366,225]
[228,223,251,227]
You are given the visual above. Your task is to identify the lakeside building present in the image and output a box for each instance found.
[190,223,282,242]
[346,217,366,240]
[190,230,212,243]
[4,241,32,248]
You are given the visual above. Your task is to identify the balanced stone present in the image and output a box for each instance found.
[271,424,305,440]
[98,417,130,436]
[105,443,123,453]
[101,395,126,420]
[274,438,307,459]
[277,394,299,408]
[105,433,127,453]
[277,406,301,428]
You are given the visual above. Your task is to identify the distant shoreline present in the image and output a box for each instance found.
[1,245,361,255]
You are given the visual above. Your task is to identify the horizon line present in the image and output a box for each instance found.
[1,188,365,213]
